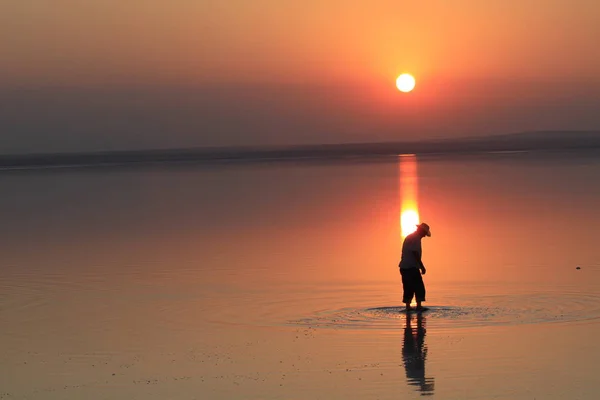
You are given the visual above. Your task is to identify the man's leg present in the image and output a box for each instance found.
[415,272,426,310]
[400,269,415,310]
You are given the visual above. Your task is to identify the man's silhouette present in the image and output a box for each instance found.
[402,313,435,395]
[399,223,431,311]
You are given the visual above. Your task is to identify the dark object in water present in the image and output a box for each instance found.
[576,266,581,270]
[406,307,430,313]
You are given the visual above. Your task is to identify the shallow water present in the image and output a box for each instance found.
[1,152,599,399]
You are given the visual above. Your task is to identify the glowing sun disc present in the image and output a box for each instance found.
[396,74,416,93]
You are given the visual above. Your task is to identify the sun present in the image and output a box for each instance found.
[396,73,416,93]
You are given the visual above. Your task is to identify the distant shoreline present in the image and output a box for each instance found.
[1,131,599,170]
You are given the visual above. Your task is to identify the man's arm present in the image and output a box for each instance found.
[412,251,426,274]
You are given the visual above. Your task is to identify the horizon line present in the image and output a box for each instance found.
[0,130,599,170]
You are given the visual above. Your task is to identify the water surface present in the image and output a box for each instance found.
[1,151,599,399]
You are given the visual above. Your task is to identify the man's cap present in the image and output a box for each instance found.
[416,222,431,237]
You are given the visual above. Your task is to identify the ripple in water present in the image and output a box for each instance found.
[288,291,600,330]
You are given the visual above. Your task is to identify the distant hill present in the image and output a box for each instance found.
[0,130,599,170]
[448,130,600,144]
[404,130,600,152]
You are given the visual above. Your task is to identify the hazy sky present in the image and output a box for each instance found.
[1,1,600,153]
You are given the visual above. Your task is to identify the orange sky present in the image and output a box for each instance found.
[2,1,600,86]
[1,1,600,153]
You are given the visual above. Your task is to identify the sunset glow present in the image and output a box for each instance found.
[401,209,420,237]
[399,154,420,238]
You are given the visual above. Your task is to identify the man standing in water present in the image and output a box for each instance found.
[399,223,431,312]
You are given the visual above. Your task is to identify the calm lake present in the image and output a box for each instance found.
[1,150,599,399]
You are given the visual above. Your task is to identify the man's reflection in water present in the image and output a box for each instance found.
[402,313,435,396]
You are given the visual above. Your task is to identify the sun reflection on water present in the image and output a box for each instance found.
[401,209,420,237]
[399,155,420,238]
